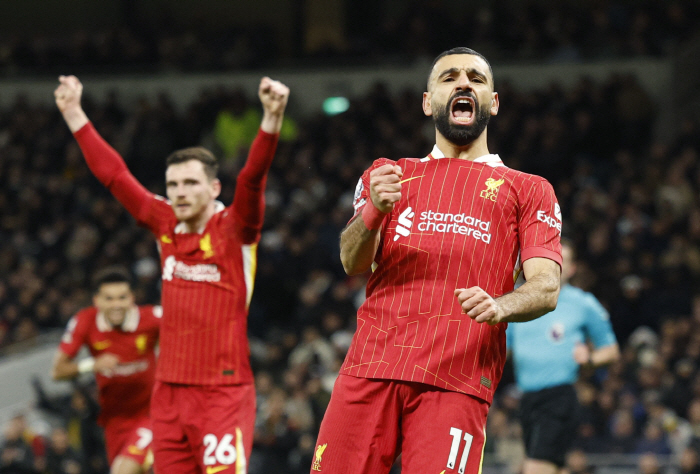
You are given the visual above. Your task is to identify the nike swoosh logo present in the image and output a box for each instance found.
[206,466,229,474]
[92,340,111,350]
[399,175,424,184]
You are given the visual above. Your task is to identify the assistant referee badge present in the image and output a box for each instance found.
[312,443,327,471]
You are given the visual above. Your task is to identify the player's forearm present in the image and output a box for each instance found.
[340,216,381,275]
[51,360,80,380]
[591,344,620,367]
[232,130,279,238]
[496,271,560,323]
[61,106,89,133]
[237,129,279,185]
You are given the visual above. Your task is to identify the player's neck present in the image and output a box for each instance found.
[181,204,216,233]
[436,132,490,161]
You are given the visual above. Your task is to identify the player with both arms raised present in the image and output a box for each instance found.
[56,74,289,473]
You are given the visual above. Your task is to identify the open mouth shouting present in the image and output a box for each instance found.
[450,95,476,126]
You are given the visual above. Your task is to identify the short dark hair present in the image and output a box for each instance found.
[165,147,219,181]
[428,47,494,89]
[91,266,133,294]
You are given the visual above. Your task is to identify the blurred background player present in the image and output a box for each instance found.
[52,266,161,474]
[54,75,289,473]
[311,47,562,474]
[507,238,620,474]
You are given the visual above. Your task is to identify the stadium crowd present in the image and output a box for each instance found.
[0,1,699,472]
[0,68,698,472]
[0,0,699,76]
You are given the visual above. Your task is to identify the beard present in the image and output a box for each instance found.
[433,93,491,146]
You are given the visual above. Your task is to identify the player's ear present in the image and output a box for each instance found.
[422,92,433,117]
[490,92,499,116]
[210,178,222,199]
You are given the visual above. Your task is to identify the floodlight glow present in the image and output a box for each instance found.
[323,97,350,115]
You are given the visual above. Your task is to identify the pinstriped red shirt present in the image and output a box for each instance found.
[341,149,562,403]
[74,123,279,385]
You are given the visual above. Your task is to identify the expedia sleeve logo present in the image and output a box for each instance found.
[536,203,562,233]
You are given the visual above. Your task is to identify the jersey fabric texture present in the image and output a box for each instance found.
[313,375,488,474]
[73,122,279,386]
[59,305,161,426]
[507,284,618,392]
[342,149,562,403]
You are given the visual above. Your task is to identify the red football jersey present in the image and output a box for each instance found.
[341,149,562,403]
[60,305,161,425]
[74,123,279,385]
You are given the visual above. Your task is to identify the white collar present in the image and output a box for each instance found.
[96,306,140,332]
[174,200,225,234]
[425,145,504,168]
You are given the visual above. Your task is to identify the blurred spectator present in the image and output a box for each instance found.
[635,422,672,455]
[565,449,594,474]
[32,379,106,474]
[45,427,82,474]
[638,452,665,474]
[0,415,37,474]
[681,446,700,474]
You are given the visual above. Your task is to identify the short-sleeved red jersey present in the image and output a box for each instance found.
[341,149,562,403]
[73,123,279,386]
[59,305,161,425]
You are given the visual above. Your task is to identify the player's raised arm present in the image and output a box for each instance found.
[55,75,154,222]
[232,77,289,243]
[340,164,402,275]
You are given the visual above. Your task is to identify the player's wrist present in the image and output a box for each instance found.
[361,200,388,230]
[62,107,89,133]
[78,357,95,374]
[260,112,283,134]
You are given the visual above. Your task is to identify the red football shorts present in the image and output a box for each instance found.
[312,374,489,474]
[150,381,255,474]
[103,416,153,467]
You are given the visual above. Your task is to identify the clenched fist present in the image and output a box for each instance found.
[369,164,403,214]
[454,286,503,325]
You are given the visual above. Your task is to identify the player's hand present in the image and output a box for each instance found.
[454,287,503,325]
[54,75,83,113]
[573,343,591,366]
[259,76,290,117]
[94,353,120,376]
[369,164,403,213]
